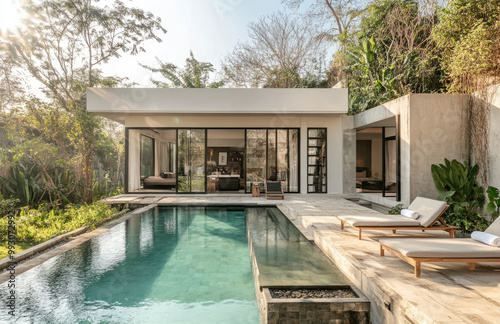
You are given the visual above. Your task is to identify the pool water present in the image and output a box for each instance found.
[0,207,260,323]
[247,208,349,288]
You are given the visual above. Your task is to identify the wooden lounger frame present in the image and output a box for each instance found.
[340,205,459,240]
[265,181,284,200]
[380,242,500,278]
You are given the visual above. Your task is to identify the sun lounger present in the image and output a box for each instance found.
[338,197,457,239]
[380,217,500,277]
[265,181,284,200]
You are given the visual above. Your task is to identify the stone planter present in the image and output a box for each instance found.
[260,287,370,324]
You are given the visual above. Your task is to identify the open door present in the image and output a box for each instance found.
[177,129,206,193]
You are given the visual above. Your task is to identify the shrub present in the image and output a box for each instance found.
[431,159,487,233]
[0,203,119,258]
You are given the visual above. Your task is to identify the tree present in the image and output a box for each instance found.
[282,0,365,45]
[1,0,166,202]
[343,0,444,114]
[0,45,25,112]
[222,11,328,88]
[431,0,500,187]
[431,0,500,93]
[141,51,224,88]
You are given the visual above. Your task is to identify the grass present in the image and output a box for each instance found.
[0,203,119,259]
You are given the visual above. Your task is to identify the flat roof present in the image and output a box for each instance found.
[87,88,347,122]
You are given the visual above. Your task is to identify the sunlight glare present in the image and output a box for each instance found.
[0,0,22,35]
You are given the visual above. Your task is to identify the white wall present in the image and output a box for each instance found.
[87,88,348,119]
[125,115,344,194]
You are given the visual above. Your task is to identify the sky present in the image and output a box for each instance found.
[0,0,291,89]
[101,0,288,87]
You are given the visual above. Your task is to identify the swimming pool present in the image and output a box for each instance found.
[0,207,259,323]
[1,206,355,323]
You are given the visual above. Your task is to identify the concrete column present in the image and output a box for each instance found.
[342,116,356,194]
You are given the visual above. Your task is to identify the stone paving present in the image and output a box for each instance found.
[101,193,500,323]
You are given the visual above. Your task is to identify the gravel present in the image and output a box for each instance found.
[270,288,356,299]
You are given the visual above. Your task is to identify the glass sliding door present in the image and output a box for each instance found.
[246,129,267,191]
[177,129,206,193]
[267,129,277,181]
[288,129,299,192]
[246,128,299,193]
[140,135,155,187]
[277,129,288,192]
[383,127,397,197]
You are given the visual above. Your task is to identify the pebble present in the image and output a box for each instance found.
[270,288,356,299]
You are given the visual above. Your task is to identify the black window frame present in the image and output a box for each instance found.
[307,128,327,193]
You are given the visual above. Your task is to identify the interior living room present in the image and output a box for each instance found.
[356,127,397,197]
[128,127,301,194]
[206,129,245,193]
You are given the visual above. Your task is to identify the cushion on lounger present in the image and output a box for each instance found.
[485,216,500,236]
[380,238,500,258]
[338,214,420,227]
[408,197,448,227]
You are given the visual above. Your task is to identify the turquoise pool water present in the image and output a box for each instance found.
[0,207,259,323]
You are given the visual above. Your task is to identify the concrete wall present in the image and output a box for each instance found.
[125,115,345,194]
[485,85,500,189]
[407,94,469,205]
[343,117,356,194]
[352,94,469,206]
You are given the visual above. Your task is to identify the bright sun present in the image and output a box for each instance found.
[0,0,23,35]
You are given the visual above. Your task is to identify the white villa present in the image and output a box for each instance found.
[87,87,500,207]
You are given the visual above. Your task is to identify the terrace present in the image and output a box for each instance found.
[93,193,499,323]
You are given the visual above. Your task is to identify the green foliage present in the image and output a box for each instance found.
[0,203,119,256]
[343,0,445,114]
[388,203,404,215]
[142,51,224,88]
[1,162,41,206]
[1,99,123,207]
[1,0,165,202]
[486,186,500,221]
[431,159,487,233]
[431,0,500,92]
[177,176,205,192]
[0,197,20,216]
[342,36,400,112]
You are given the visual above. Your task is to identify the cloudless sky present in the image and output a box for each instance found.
[102,0,287,86]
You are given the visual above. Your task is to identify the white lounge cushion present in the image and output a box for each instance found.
[472,231,500,247]
[380,238,500,258]
[401,209,419,220]
[338,214,420,227]
[408,197,448,227]
[485,216,500,236]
